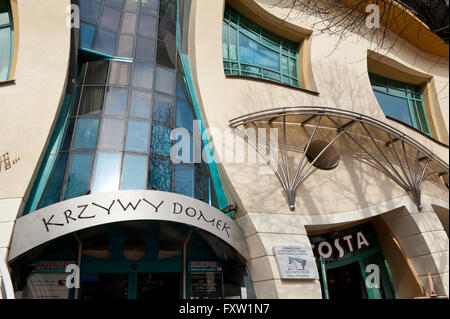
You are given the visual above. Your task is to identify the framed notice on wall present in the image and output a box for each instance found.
[273,246,319,279]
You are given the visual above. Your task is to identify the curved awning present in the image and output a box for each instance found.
[8,190,249,262]
[229,107,449,211]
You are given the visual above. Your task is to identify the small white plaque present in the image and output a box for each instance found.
[273,246,319,279]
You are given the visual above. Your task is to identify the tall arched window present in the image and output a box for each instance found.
[0,0,13,81]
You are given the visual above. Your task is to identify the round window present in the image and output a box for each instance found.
[305,140,340,170]
[122,237,147,261]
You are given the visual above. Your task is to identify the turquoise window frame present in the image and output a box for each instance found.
[222,4,301,88]
[369,73,431,136]
[0,0,14,81]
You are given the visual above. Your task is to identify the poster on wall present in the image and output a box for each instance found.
[273,246,319,279]
[22,273,70,299]
[19,261,75,299]
[190,272,223,299]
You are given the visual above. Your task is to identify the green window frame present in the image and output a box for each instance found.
[0,0,13,81]
[222,4,300,88]
[369,73,431,136]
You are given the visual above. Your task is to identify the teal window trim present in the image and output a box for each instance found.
[0,0,14,81]
[222,4,301,88]
[79,47,133,62]
[23,95,72,215]
[176,1,230,213]
[369,73,431,136]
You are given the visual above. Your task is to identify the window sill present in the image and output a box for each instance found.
[225,74,320,96]
[0,79,16,86]
[386,115,449,148]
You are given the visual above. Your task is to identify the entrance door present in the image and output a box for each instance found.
[136,273,180,299]
[326,262,367,299]
[81,273,129,299]
[80,272,181,299]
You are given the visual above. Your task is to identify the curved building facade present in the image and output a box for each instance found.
[0,0,448,299]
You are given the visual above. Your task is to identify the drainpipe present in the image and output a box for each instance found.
[73,233,82,299]
[182,230,192,299]
[0,251,15,299]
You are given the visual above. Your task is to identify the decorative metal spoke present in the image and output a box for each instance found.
[230,107,449,212]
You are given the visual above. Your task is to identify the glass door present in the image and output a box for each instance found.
[136,273,181,299]
[81,273,129,299]
[80,271,181,299]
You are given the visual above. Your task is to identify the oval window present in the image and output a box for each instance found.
[305,140,340,170]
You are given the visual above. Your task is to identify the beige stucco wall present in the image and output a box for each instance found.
[189,0,448,298]
[0,0,71,254]
[189,0,449,217]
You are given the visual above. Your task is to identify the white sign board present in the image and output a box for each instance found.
[9,190,249,261]
[273,246,319,279]
[21,273,70,299]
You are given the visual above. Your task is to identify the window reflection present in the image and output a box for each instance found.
[92,152,122,193]
[34,1,223,211]
[122,154,148,190]
[64,152,95,200]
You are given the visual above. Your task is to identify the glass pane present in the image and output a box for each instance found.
[239,33,280,71]
[79,87,105,115]
[93,28,117,56]
[132,61,154,89]
[104,87,128,116]
[175,165,193,197]
[135,36,156,62]
[159,0,177,22]
[176,73,191,102]
[281,56,288,74]
[137,273,181,299]
[61,117,76,151]
[153,94,173,124]
[176,99,194,133]
[69,87,81,116]
[98,118,126,150]
[121,12,137,34]
[0,27,11,81]
[374,91,413,127]
[222,24,229,60]
[155,66,175,95]
[414,100,430,134]
[141,0,159,15]
[63,152,95,200]
[149,157,172,191]
[0,5,10,25]
[104,0,124,10]
[81,273,128,300]
[125,0,139,12]
[122,153,147,190]
[151,124,172,157]
[138,14,157,37]
[91,152,122,193]
[109,61,131,86]
[228,26,237,60]
[289,58,297,77]
[116,34,134,58]
[80,23,96,49]
[100,6,121,32]
[72,117,100,149]
[195,170,210,203]
[85,61,109,84]
[129,89,152,119]
[37,153,68,209]
[80,0,101,24]
[156,40,176,69]
[387,79,407,97]
[158,19,176,44]
[125,120,150,153]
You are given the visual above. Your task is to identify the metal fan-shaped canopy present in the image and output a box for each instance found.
[229,107,449,211]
